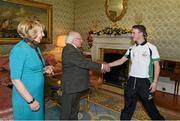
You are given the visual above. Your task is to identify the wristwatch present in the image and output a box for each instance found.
[27,98,35,104]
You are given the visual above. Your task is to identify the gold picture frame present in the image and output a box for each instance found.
[105,0,128,23]
[0,0,53,44]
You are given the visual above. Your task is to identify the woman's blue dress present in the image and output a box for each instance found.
[9,40,45,120]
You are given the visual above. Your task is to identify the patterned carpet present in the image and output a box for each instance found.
[89,88,180,120]
[45,99,119,120]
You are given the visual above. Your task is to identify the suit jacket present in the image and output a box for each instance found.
[61,44,101,94]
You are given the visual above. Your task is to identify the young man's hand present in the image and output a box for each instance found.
[149,82,157,93]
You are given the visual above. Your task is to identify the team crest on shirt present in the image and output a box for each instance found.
[142,51,148,57]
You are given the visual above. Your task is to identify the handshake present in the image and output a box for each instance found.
[101,63,111,73]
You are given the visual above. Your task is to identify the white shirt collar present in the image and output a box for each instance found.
[72,43,77,48]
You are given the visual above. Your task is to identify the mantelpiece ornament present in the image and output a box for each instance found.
[92,26,131,36]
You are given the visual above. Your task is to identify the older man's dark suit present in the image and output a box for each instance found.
[60,44,101,120]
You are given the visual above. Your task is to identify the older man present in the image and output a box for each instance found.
[60,31,110,120]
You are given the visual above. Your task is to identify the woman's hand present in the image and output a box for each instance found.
[29,100,40,111]
[44,65,54,75]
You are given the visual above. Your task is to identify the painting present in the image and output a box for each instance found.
[0,0,52,44]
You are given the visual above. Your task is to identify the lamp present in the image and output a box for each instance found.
[56,35,66,47]
[55,35,66,61]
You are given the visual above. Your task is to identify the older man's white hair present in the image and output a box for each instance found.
[66,31,79,44]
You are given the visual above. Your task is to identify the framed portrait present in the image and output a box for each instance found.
[0,0,53,44]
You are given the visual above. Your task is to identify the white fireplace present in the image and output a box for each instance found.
[91,34,133,61]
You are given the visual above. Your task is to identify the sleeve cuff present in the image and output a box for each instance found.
[101,64,103,70]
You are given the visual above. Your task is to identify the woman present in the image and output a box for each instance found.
[9,20,53,120]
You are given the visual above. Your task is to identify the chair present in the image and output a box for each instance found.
[89,70,103,89]
[0,85,13,120]
[171,62,180,95]
[160,60,175,77]
[45,74,61,104]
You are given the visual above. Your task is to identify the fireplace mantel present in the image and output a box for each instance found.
[91,34,133,61]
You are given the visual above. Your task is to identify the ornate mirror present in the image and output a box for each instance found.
[105,0,128,23]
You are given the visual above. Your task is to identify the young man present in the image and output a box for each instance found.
[109,25,164,120]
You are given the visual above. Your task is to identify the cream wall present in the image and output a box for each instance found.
[0,0,74,58]
[34,0,75,60]
[74,0,180,61]
[1,0,180,61]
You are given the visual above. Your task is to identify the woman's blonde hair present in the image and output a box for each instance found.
[17,20,45,40]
